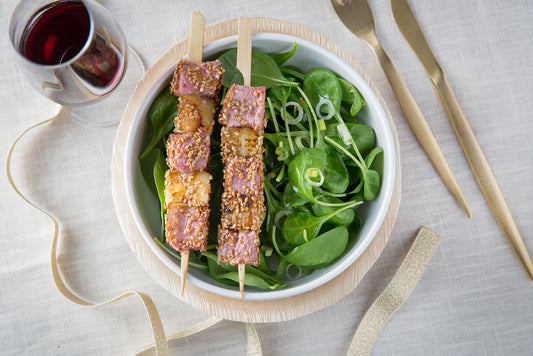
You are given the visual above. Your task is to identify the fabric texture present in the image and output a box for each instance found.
[2,0,533,355]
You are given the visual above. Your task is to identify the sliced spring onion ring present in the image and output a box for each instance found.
[261,245,273,257]
[295,135,310,151]
[316,97,335,120]
[281,101,304,124]
[305,167,324,186]
[285,264,304,281]
[275,142,289,161]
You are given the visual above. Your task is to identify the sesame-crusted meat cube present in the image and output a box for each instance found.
[221,127,264,160]
[166,130,210,173]
[220,190,265,231]
[223,156,264,197]
[217,227,260,266]
[175,95,216,133]
[219,84,266,131]
[165,205,210,252]
[170,59,224,99]
[164,170,211,208]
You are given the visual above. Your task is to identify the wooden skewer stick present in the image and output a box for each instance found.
[238,263,246,299]
[180,11,205,297]
[237,17,252,86]
[236,16,253,299]
[187,11,205,63]
[180,249,189,296]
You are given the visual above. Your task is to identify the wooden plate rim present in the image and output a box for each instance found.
[111,17,401,322]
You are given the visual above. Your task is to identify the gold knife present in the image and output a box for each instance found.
[391,0,533,280]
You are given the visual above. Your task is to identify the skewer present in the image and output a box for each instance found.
[180,10,205,296]
[236,17,252,299]
[180,249,189,296]
[238,263,246,299]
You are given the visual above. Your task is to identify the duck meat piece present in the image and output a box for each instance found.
[219,84,266,131]
[166,129,210,173]
[170,59,224,99]
[217,227,260,266]
[165,205,210,252]
[164,170,211,208]
[174,95,216,133]
[223,156,264,197]
[221,126,263,160]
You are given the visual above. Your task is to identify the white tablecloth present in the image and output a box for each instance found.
[2,0,533,354]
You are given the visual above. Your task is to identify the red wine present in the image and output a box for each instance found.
[21,1,121,88]
[22,1,90,65]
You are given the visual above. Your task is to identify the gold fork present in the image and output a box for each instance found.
[331,0,471,217]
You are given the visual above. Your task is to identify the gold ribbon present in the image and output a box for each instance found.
[6,110,261,355]
[347,227,441,355]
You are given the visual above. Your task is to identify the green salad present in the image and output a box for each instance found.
[138,43,383,290]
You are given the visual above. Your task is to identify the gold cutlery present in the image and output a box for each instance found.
[391,0,533,279]
[331,0,471,218]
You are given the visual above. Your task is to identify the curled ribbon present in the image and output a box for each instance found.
[6,109,262,355]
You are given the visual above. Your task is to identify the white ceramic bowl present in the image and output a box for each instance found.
[124,33,396,300]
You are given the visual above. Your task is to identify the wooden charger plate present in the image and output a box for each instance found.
[111,17,401,323]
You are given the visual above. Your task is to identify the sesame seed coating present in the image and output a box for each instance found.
[218,84,266,131]
[164,170,212,208]
[221,126,264,160]
[220,189,265,231]
[166,129,210,173]
[223,156,264,197]
[165,205,209,252]
[217,227,260,266]
[175,95,216,133]
[170,59,224,99]
[216,81,268,266]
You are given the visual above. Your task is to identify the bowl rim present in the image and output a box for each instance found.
[123,32,396,301]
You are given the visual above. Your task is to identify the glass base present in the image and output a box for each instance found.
[70,45,146,127]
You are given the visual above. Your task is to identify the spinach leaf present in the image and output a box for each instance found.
[219,49,244,87]
[282,182,308,208]
[348,213,363,239]
[270,42,297,66]
[283,226,349,268]
[360,146,383,201]
[281,203,359,246]
[365,146,383,168]
[205,253,283,290]
[139,86,178,159]
[281,212,322,246]
[153,149,168,209]
[322,146,349,194]
[139,148,159,194]
[281,66,305,82]
[264,133,295,163]
[287,148,327,203]
[153,149,168,241]
[311,196,357,226]
[302,68,343,112]
[269,85,292,105]
[339,78,365,116]
[324,122,376,163]
[219,49,298,89]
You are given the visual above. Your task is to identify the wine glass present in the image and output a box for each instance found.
[9,0,145,126]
